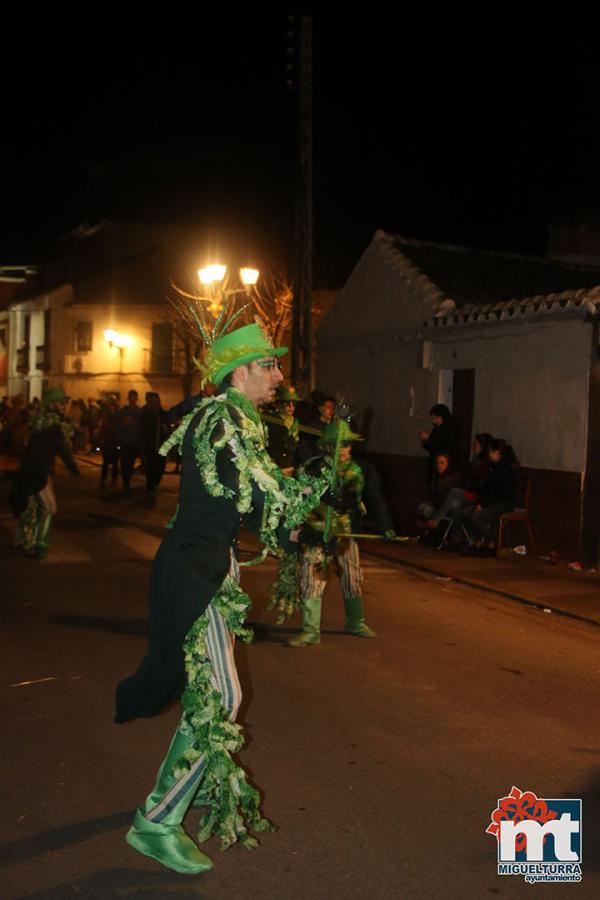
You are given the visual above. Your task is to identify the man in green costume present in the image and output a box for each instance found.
[10,387,79,559]
[115,322,325,875]
[288,418,396,647]
[262,384,300,473]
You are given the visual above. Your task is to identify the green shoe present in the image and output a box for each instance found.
[346,622,376,638]
[126,809,212,874]
[287,596,322,647]
[288,629,321,647]
[343,594,376,638]
[130,729,211,871]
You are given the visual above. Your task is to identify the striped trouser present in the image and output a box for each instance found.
[300,538,363,599]
[16,477,58,552]
[35,478,57,543]
[144,555,242,824]
[37,477,57,517]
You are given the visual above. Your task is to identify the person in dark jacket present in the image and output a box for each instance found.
[10,387,79,558]
[98,399,120,488]
[115,322,326,875]
[420,433,493,532]
[296,394,335,463]
[465,433,494,493]
[139,392,169,496]
[467,439,517,552]
[117,390,141,492]
[357,455,397,537]
[417,452,461,527]
[419,403,460,490]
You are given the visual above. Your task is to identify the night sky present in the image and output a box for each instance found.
[2,17,599,278]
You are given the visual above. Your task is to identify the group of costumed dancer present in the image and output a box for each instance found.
[10,313,395,876]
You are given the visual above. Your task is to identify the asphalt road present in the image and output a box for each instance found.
[1,461,599,899]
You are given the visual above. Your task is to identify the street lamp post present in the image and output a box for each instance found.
[169,265,261,390]
[104,328,132,376]
[196,264,260,316]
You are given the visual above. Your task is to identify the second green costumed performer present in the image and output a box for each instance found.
[275,416,396,646]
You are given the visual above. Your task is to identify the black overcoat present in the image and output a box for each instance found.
[9,423,78,517]
[114,402,271,723]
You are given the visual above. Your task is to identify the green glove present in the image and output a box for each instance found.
[383,529,397,541]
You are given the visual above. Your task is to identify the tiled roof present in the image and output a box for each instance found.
[425,288,600,329]
[374,230,600,311]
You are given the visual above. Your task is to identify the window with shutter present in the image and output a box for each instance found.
[151,323,173,373]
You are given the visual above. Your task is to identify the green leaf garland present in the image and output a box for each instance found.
[176,576,275,850]
[159,387,327,564]
[157,387,328,850]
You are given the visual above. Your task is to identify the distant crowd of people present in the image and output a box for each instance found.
[94,390,171,495]
[1,395,100,456]
[1,390,175,497]
[1,390,521,556]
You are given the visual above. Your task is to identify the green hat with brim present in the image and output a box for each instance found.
[277,385,298,403]
[319,419,363,445]
[200,322,287,386]
[42,387,68,406]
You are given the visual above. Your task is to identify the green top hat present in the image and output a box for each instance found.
[42,386,68,406]
[200,322,288,385]
[319,419,362,445]
[277,385,298,403]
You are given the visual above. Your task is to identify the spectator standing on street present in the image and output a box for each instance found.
[98,399,120,488]
[86,399,101,453]
[140,392,169,497]
[117,390,141,494]
[7,397,29,454]
[68,400,83,452]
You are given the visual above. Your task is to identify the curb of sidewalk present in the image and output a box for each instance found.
[360,544,600,631]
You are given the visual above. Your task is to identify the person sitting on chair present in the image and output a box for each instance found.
[416,452,461,543]
[465,439,518,555]
[421,433,493,539]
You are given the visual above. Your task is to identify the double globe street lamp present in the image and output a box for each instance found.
[196,264,260,316]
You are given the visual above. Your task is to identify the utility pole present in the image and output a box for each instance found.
[288,15,313,390]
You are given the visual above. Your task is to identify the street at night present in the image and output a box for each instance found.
[3,17,600,899]
[1,463,598,898]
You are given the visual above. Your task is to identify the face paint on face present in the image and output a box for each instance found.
[243,357,284,406]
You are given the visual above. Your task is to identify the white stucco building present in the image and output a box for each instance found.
[317,231,600,561]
